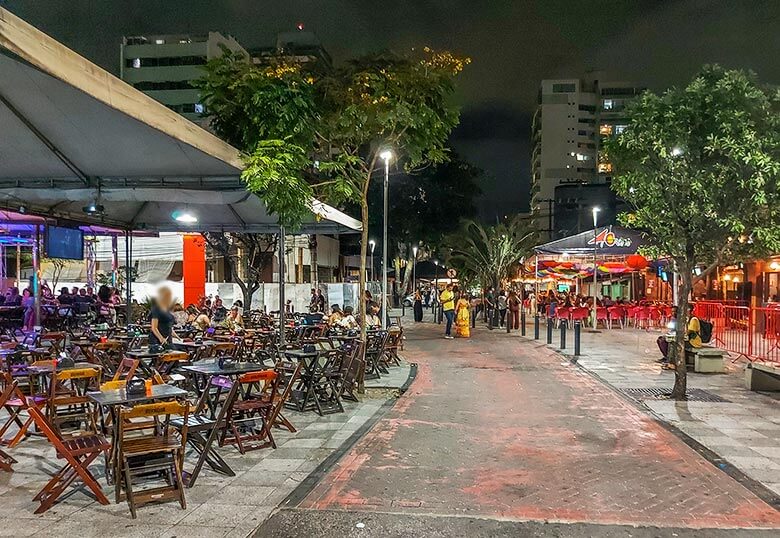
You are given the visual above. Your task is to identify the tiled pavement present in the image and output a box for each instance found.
[0,361,410,537]
[534,322,780,500]
[299,321,780,528]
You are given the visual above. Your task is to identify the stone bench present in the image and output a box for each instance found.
[689,345,726,373]
[745,362,780,391]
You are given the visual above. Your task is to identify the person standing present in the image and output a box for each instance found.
[455,292,471,338]
[440,284,456,339]
[508,290,521,330]
[413,290,424,322]
[497,290,508,327]
[484,286,495,328]
[149,286,177,349]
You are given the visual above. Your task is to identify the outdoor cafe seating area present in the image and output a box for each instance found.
[0,309,404,518]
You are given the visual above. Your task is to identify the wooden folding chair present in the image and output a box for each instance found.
[171,375,240,487]
[269,360,301,432]
[39,332,67,355]
[0,377,20,471]
[338,342,364,402]
[88,341,124,372]
[118,400,189,519]
[27,405,110,514]
[0,369,48,448]
[220,370,277,454]
[47,366,102,434]
[154,351,189,385]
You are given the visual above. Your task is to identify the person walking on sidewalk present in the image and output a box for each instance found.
[507,290,521,330]
[441,283,456,339]
[413,290,424,322]
[455,292,471,338]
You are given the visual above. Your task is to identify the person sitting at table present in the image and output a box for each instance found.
[21,288,35,330]
[4,287,21,306]
[149,286,178,349]
[186,305,210,331]
[337,306,358,330]
[211,296,227,323]
[221,306,244,333]
[365,302,382,329]
[328,304,343,326]
[73,288,94,304]
[57,287,73,305]
[171,303,188,326]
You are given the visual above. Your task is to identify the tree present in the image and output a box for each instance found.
[445,216,537,295]
[202,232,278,309]
[198,48,469,342]
[366,155,482,293]
[606,66,780,399]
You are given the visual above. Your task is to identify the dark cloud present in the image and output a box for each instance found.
[6,0,779,218]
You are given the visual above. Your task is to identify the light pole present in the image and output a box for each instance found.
[412,246,418,293]
[380,149,393,330]
[369,240,376,283]
[592,207,600,329]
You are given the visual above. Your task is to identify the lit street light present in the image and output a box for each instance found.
[380,149,394,330]
[592,207,600,329]
[412,245,418,292]
[369,239,376,283]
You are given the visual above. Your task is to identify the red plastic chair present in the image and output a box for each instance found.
[569,307,589,327]
[596,307,609,329]
[555,307,571,328]
[607,306,626,329]
[634,307,651,330]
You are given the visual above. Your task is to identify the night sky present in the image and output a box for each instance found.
[6,1,779,220]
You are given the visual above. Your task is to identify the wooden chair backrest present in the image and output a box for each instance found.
[55,367,101,382]
[120,400,188,420]
[93,341,123,352]
[112,358,139,382]
[99,379,126,391]
[159,351,189,363]
[238,369,276,385]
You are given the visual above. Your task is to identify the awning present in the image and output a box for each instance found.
[534,226,644,256]
[0,7,360,234]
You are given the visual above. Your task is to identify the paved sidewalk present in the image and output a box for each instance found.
[0,353,411,538]
[295,321,780,529]
[549,324,780,499]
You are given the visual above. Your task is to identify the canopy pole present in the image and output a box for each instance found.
[111,235,118,288]
[125,231,132,325]
[278,225,286,346]
[33,225,40,329]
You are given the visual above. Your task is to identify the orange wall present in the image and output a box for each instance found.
[182,234,206,306]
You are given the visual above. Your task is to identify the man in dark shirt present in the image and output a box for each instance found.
[57,287,73,304]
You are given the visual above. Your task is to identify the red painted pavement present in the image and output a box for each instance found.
[300,322,780,528]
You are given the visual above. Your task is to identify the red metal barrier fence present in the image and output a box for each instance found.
[694,301,780,363]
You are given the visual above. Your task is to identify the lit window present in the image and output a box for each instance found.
[615,124,627,135]
[194,103,204,114]
[599,124,613,136]
[598,162,613,173]
[132,58,141,68]
[603,99,613,110]
[576,153,589,161]
[155,39,165,45]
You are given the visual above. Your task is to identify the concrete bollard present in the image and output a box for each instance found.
[534,314,540,340]
[574,321,581,356]
[560,320,567,349]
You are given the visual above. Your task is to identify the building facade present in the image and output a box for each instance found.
[531,74,644,239]
[248,29,333,71]
[119,32,248,123]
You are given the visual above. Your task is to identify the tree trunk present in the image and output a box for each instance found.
[309,235,318,286]
[671,264,693,400]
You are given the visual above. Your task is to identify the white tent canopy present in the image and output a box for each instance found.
[0,7,360,234]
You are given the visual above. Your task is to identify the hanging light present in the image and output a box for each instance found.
[172,210,198,224]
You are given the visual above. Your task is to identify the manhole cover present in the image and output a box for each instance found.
[619,387,731,403]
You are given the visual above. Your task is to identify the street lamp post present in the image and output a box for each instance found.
[412,246,418,293]
[380,150,393,330]
[592,207,600,329]
[369,240,376,283]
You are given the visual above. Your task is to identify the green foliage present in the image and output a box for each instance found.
[445,216,537,288]
[367,155,482,255]
[606,65,780,398]
[606,65,780,271]
[197,48,469,230]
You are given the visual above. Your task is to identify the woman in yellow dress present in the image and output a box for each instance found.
[455,291,471,338]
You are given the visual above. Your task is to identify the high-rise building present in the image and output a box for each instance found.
[530,74,644,239]
[120,32,248,123]
[249,28,333,71]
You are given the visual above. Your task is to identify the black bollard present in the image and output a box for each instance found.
[546,318,553,344]
[521,310,526,336]
[506,310,511,333]
[402,303,406,317]
[574,321,581,356]
[560,320,567,349]
[471,308,476,329]
[534,314,540,340]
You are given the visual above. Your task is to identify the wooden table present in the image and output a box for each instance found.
[88,384,188,489]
